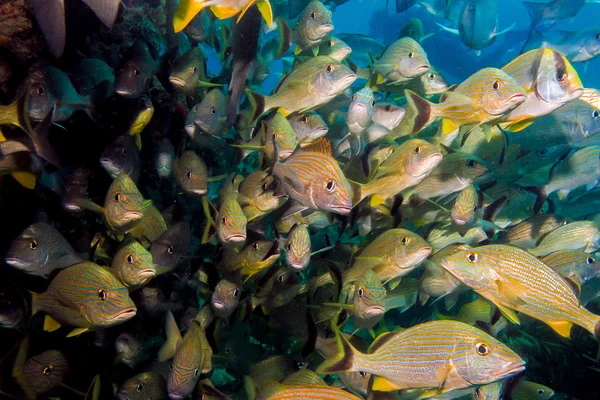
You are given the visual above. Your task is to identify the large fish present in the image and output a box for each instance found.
[31,262,137,337]
[371,37,430,85]
[115,40,163,99]
[170,47,220,96]
[522,27,600,63]
[116,372,167,400]
[529,221,600,256]
[111,241,155,290]
[317,320,525,395]
[441,245,600,339]
[277,1,334,56]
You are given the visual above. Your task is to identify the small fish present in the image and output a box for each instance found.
[115,40,162,99]
[371,37,430,87]
[473,381,503,400]
[170,47,220,95]
[31,261,137,336]
[100,135,141,183]
[0,285,28,329]
[116,372,168,400]
[272,138,353,216]
[251,268,303,313]
[436,297,496,327]
[403,68,449,96]
[127,96,154,150]
[523,27,600,63]
[497,214,569,249]
[174,150,209,195]
[441,245,600,339]
[282,222,311,271]
[530,220,600,256]
[338,33,385,69]
[172,0,274,34]
[5,222,83,278]
[510,379,555,400]
[541,250,600,289]
[246,56,356,121]
[256,382,361,400]
[211,279,241,318]
[317,320,525,394]
[262,111,299,162]
[217,197,248,247]
[219,240,280,280]
[277,1,334,56]
[372,102,406,130]
[150,221,191,273]
[193,89,228,136]
[287,112,329,146]
[111,241,155,290]
[318,36,352,61]
[22,349,69,396]
[154,138,176,179]
[115,332,144,368]
[342,87,375,155]
[238,171,288,221]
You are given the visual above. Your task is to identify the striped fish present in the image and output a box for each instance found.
[273,138,353,216]
[352,138,443,207]
[284,223,311,271]
[193,89,228,137]
[372,37,430,85]
[452,185,478,227]
[31,262,137,336]
[116,372,167,400]
[580,88,600,110]
[316,320,525,395]
[288,111,329,147]
[420,244,469,310]
[211,279,241,319]
[473,381,503,400]
[441,245,600,339]
[541,250,600,288]
[530,221,600,256]
[22,349,69,396]
[263,112,298,162]
[111,241,155,290]
[217,197,247,247]
[238,171,288,222]
[497,214,569,249]
[318,36,352,62]
[246,56,356,121]
[343,228,432,286]
[174,150,209,195]
[256,382,361,400]
[129,201,168,248]
[219,240,280,281]
[500,48,583,131]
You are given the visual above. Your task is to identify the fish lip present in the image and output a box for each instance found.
[169,76,186,88]
[189,188,208,195]
[406,153,443,178]
[121,211,144,223]
[4,258,27,268]
[364,305,385,316]
[138,269,156,280]
[453,217,469,226]
[339,74,358,88]
[168,392,185,400]
[115,88,135,98]
[496,363,526,378]
[226,234,246,243]
[113,308,137,321]
[99,158,120,178]
[329,205,352,215]
[414,64,431,74]
[212,301,226,310]
[290,263,306,271]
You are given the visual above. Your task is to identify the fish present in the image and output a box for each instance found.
[342,87,375,155]
[287,111,329,146]
[352,139,443,207]
[111,241,156,290]
[193,89,228,136]
[100,135,141,183]
[246,56,356,121]
[127,96,154,150]
[523,0,587,28]
[256,382,362,400]
[403,68,449,96]
[21,349,69,397]
[169,47,220,96]
[251,267,303,313]
[30,261,137,337]
[211,279,241,318]
[371,37,430,85]
[5,222,83,278]
[497,214,570,249]
[129,201,168,248]
[219,239,280,280]
[282,222,311,271]
[510,379,555,400]
[436,297,496,327]
[441,245,600,339]
[116,372,167,400]
[316,320,525,395]
[238,170,288,221]
[216,197,248,247]
[0,285,28,329]
[529,221,600,256]
[522,27,600,63]
[262,111,299,162]
[342,228,432,287]
[272,138,353,216]
[172,0,274,34]
[151,221,191,274]
[154,138,176,179]
[115,40,163,99]
[277,1,334,56]
[174,149,209,195]
[473,381,503,400]
[318,36,352,61]
[541,250,600,289]
[372,102,406,130]
[114,332,144,368]
[338,33,385,69]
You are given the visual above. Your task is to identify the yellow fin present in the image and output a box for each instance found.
[386,276,402,290]
[173,0,206,33]
[483,124,493,142]
[441,119,458,135]
[211,5,238,19]
[11,171,36,189]
[256,0,274,27]
[372,376,406,391]
[311,46,319,57]
[436,365,452,389]
[0,127,5,142]
[546,320,573,338]
[135,134,142,151]
[506,118,535,132]
[370,194,386,207]
[294,45,303,55]
[67,327,89,337]
[496,303,520,325]
[44,315,62,332]
[496,279,528,307]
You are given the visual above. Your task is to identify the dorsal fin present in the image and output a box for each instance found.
[368,331,397,353]
[300,137,332,155]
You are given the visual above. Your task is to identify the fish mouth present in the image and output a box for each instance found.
[414,64,431,75]
[495,363,526,378]
[278,150,294,159]
[309,24,334,41]
[329,205,352,215]
[190,188,208,195]
[407,153,443,178]
[112,308,137,322]
[63,202,83,212]
[453,217,470,226]
[168,393,185,400]
[138,269,156,280]
[212,301,226,310]
[408,247,433,267]
[339,74,358,89]
[115,88,136,98]
[491,93,527,115]
[290,263,306,271]
[4,258,27,268]
[169,76,186,88]
[226,234,246,243]
[120,211,144,224]
[100,158,120,178]
[364,306,385,317]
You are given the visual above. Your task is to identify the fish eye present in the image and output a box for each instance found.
[414,146,421,154]
[499,392,504,400]
[538,149,547,156]
[187,170,192,179]
[428,73,436,80]
[193,368,199,377]
[593,110,599,119]
[467,252,478,263]
[467,159,476,168]
[300,115,308,123]
[401,236,410,244]
[287,243,292,251]
[328,40,334,47]
[29,239,38,250]
[371,100,376,107]
[43,365,53,375]
[115,192,122,202]
[475,342,490,356]
[136,383,144,392]
[408,52,414,58]
[587,257,595,264]
[597,33,600,40]
[326,64,334,73]
[358,287,364,297]
[233,288,239,298]
[278,273,285,282]
[385,105,392,111]
[134,68,141,77]
[121,148,127,156]
[98,289,107,300]
[492,81,500,90]
[193,66,197,73]
[537,389,545,395]
[325,180,335,191]
[310,11,316,19]
[475,388,480,397]
[127,254,133,263]
[473,205,478,212]
[167,245,174,254]
[556,70,567,81]
[225,347,231,353]
[221,216,227,224]
[36,85,45,96]
[359,371,367,378]
[252,242,259,251]
[210,107,216,115]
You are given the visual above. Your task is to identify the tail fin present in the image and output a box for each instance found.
[523,1,545,27]
[158,310,183,362]
[276,17,292,59]
[245,89,266,123]
[315,323,359,375]
[402,89,435,134]
[524,186,547,214]
[172,0,204,33]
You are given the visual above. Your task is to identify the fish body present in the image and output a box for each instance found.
[287,111,329,146]
[111,241,155,290]
[219,240,280,280]
[103,173,145,234]
[115,332,144,368]
[100,135,141,182]
[150,221,191,273]
[372,37,430,85]
[541,250,600,288]
[217,197,248,246]
[211,279,241,318]
[523,0,586,28]
[257,382,361,400]
[530,221,600,256]
[238,171,288,221]
[420,244,470,309]
[441,245,600,339]
[175,150,209,195]
[497,214,569,249]
[542,146,600,201]
[115,40,162,99]
[117,372,168,400]
[458,0,504,51]
[194,89,229,136]
[522,27,600,63]
[170,46,217,95]
[22,349,69,396]
[263,111,298,162]
[345,87,375,152]
[283,222,311,271]
[372,102,406,130]
[318,36,352,61]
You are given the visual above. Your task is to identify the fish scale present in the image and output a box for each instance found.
[530,220,600,256]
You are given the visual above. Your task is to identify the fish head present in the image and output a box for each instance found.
[583,30,600,61]
[313,58,357,99]
[419,68,449,95]
[396,38,431,80]
[353,269,386,324]
[27,70,56,121]
[347,88,376,131]
[403,139,443,178]
[372,102,406,129]
[454,153,491,184]
[217,197,247,246]
[176,151,208,195]
[289,112,329,143]
[169,48,203,93]
[391,230,433,271]
[451,185,478,226]
[113,242,155,288]
[105,174,144,231]
[115,333,143,365]
[478,68,526,116]
[5,223,53,275]
[115,42,154,99]
[117,372,165,400]
[537,49,583,106]
[253,176,289,214]
[211,279,241,318]
[265,114,298,162]
[194,89,226,135]
[309,154,353,215]
[100,135,139,179]
[454,327,525,385]
[321,36,352,62]
[440,249,497,290]
[167,327,205,399]
[285,223,311,271]
[0,286,26,329]
[511,381,554,400]
[151,222,190,271]
[298,1,334,45]
[23,350,69,394]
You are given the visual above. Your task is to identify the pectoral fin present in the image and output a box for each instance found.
[372,376,408,391]
[256,0,274,26]
[44,315,62,332]
[441,118,458,135]
[496,303,520,325]
[546,320,573,338]
[436,364,454,389]
[11,171,36,189]
[67,327,89,337]
[496,279,528,307]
